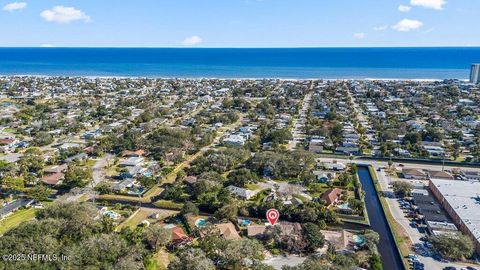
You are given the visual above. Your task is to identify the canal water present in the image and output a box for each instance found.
[357,166,405,270]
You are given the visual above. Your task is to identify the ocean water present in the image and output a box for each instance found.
[0,47,479,79]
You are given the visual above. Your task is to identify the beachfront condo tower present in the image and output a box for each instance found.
[471,64,480,84]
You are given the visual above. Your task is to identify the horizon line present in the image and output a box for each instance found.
[1,46,480,49]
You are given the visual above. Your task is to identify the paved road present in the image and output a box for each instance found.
[0,153,22,163]
[263,255,306,269]
[58,154,113,203]
[92,153,114,187]
[288,85,313,150]
[318,157,480,172]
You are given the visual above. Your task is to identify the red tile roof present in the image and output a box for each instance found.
[41,172,65,185]
[321,188,343,206]
[171,227,188,241]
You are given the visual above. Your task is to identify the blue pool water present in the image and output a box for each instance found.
[195,219,207,227]
[338,202,351,210]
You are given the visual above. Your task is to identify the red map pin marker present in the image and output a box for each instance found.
[266,209,279,226]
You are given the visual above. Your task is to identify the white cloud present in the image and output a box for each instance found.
[2,2,27,11]
[410,0,446,10]
[41,6,91,24]
[392,19,423,32]
[373,25,388,31]
[353,32,365,39]
[40,44,55,48]
[181,35,202,46]
[398,5,412,12]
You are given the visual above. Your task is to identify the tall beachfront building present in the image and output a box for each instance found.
[471,64,480,84]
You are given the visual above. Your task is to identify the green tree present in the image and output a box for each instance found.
[392,181,413,197]
[64,164,93,188]
[221,239,265,269]
[2,176,24,191]
[168,248,215,270]
[430,233,474,261]
[143,224,171,251]
[369,253,382,270]
[26,185,53,201]
[19,148,44,175]
[227,168,258,188]
[214,203,238,221]
[302,223,325,252]
[33,131,54,146]
[181,201,199,216]
[363,229,380,253]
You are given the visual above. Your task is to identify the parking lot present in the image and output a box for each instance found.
[376,167,478,270]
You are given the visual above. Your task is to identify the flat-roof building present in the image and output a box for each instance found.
[429,179,480,252]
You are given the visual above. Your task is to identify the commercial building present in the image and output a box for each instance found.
[429,179,480,252]
[471,64,480,84]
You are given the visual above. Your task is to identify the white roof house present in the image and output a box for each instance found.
[119,157,145,167]
[227,185,259,200]
[223,134,246,146]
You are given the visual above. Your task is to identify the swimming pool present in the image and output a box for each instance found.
[241,219,251,226]
[195,218,207,228]
[338,202,351,210]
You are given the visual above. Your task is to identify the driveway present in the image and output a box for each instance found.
[263,255,306,269]
[92,153,113,187]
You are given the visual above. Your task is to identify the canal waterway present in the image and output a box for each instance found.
[357,166,405,270]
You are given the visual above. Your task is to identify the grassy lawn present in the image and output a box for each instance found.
[98,193,149,203]
[117,208,179,230]
[0,208,37,234]
[84,159,97,168]
[154,249,169,270]
[245,183,261,190]
[2,128,16,133]
[152,200,183,210]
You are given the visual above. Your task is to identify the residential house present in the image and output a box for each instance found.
[247,225,267,237]
[247,222,302,238]
[0,199,34,219]
[402,168,427,180]
[321,188,343,206]
[64,153,88,163]
[112,178,136,192]
[41,172,65,186]
[335,146,360,155]
[119,157,145,167]
[170,227,192,247]
[59,143,80,150]
[308,138,324,154]
[123,149,146,158]
[320,162,346,171]
[41,164,68,186]
[321,230,357,254]
[223,134,246,146]
[0,138,17,152]
[215,223,241,240]
[427,170,454,180]
[227,185,259,200]
[312,170,336,183]
[184,176,198,186]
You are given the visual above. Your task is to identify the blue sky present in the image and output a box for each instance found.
[0,0,479,47]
